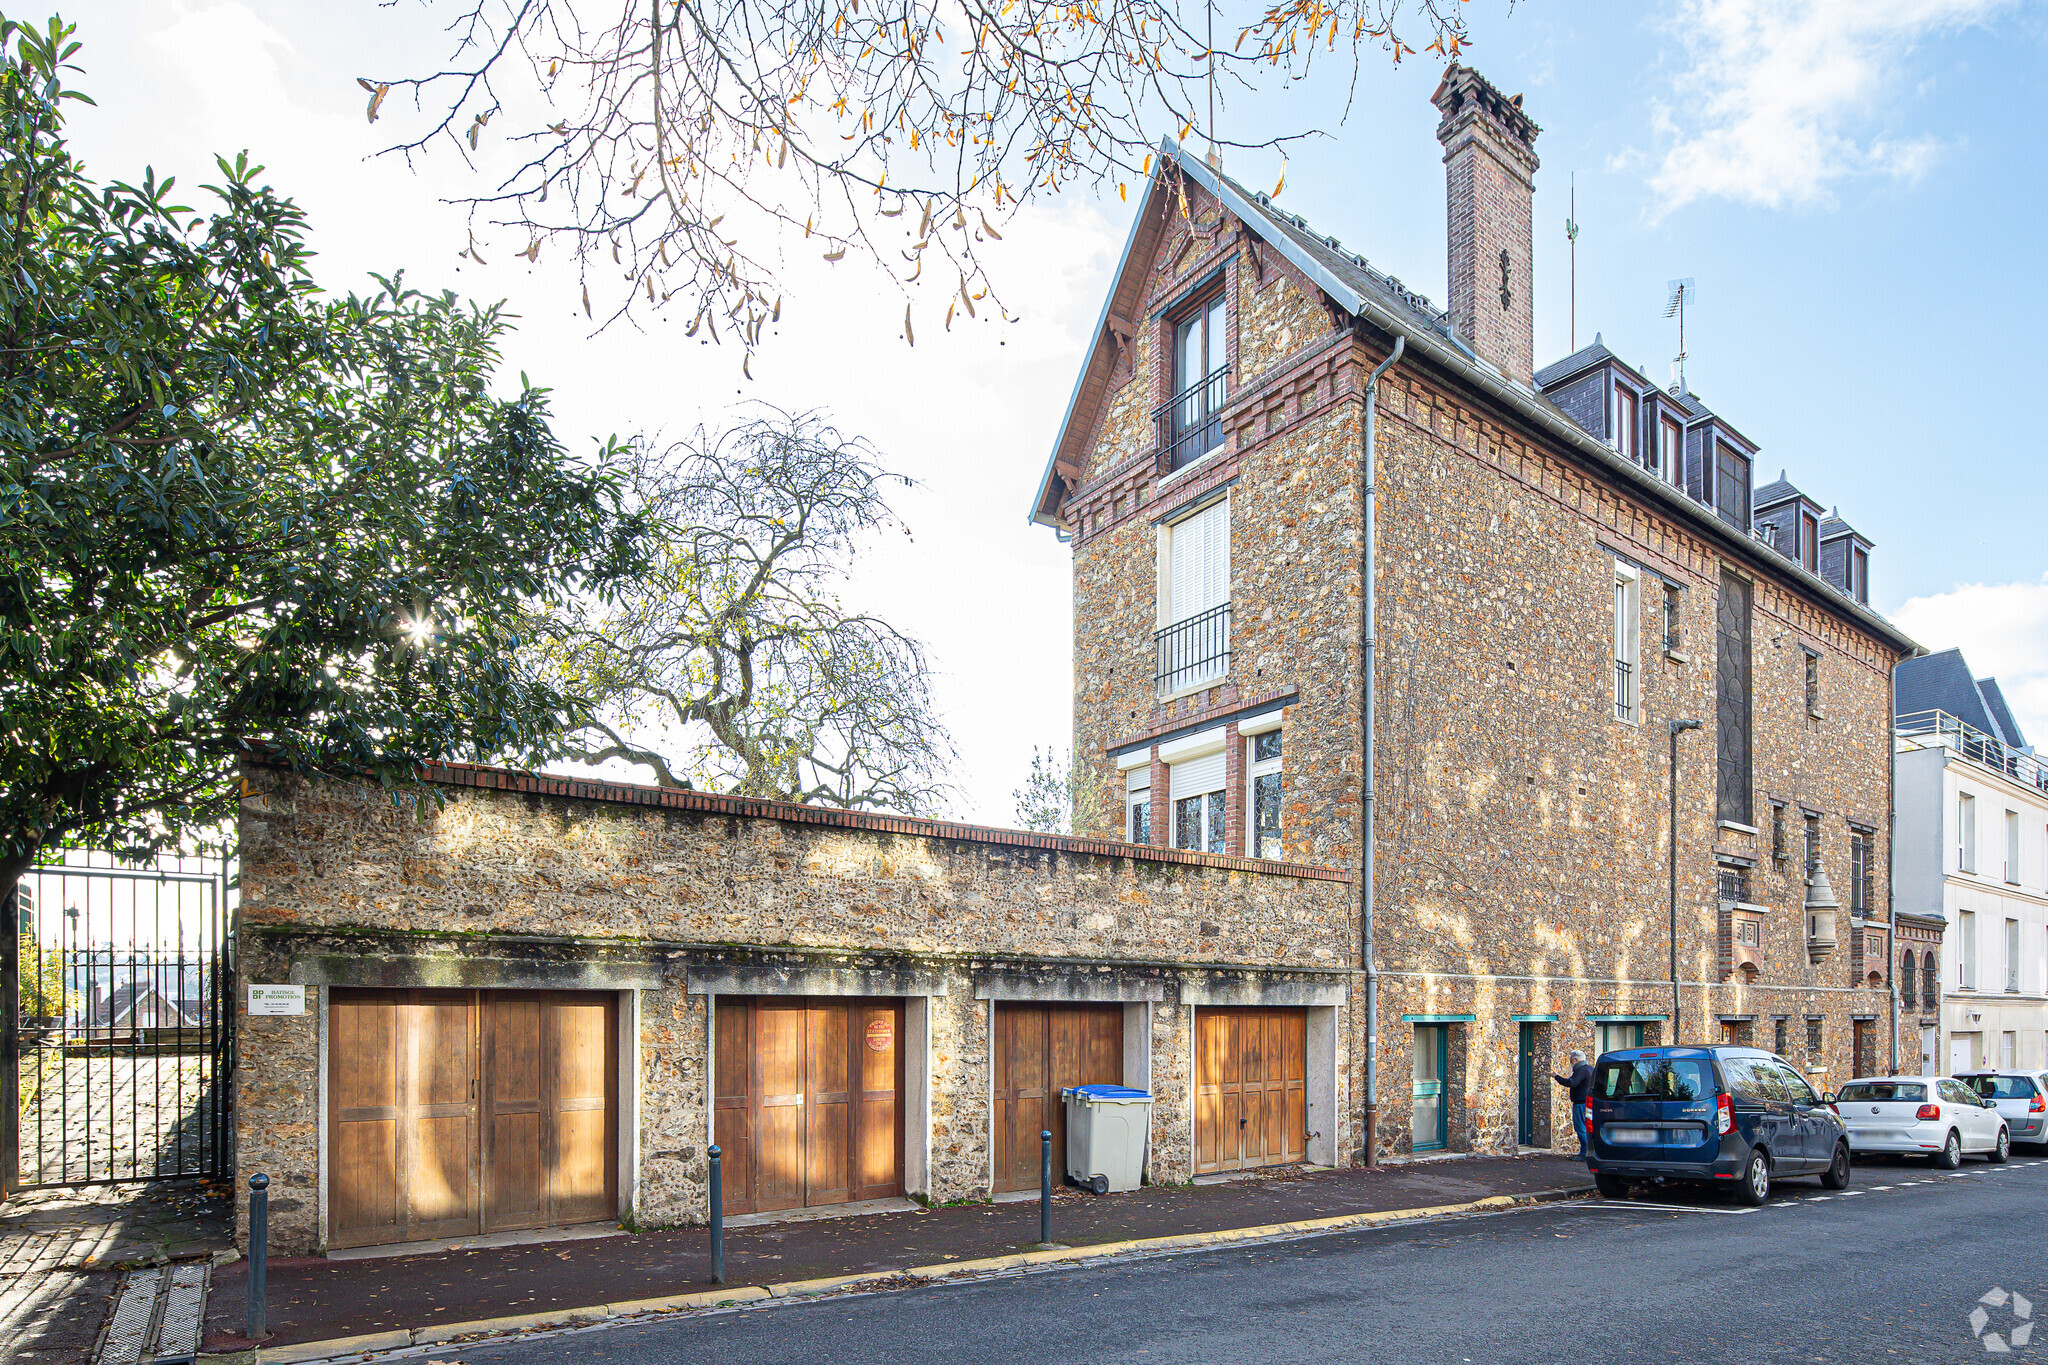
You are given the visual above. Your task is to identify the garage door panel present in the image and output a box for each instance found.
[409,1113,475,1231]
[552,1108,611,1221]
[332,989,618,1250]
[1195,1008,1306,1175]
[993,1003,1125,1193]
[714,1004,753,1215]
[332,1120,397,1239]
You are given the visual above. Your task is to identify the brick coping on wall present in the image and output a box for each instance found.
[255,757,1353,885]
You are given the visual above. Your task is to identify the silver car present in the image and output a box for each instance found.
[1834,1075,2011,1167]
[1956,1070,2048,1149]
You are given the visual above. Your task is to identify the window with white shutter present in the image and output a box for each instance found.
[1168,748,1227,854]
[1155,498,1231,695]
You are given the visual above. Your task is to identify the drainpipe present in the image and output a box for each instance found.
[1669,719,1703,1042]
[1360,332,1404,1169]
[1887,660,1900,1074]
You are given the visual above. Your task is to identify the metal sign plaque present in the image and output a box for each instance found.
[247,984,306,1016]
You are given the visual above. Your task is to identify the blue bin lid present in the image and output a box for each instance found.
[1066,1084,1150,1100]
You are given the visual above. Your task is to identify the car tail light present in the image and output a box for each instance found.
[1916,1103,1941,1121]
[1716,1093,1734,1135]
[2031,1095,2046,1114]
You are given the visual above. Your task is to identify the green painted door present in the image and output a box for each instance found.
[1516,1025,1537,1148]
[1412,1025,1448,1152]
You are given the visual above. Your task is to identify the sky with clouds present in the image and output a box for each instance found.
[54,0,2048,817]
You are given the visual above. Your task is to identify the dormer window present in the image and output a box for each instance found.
[1658,416,1683,485]
[1714,442,1751,531]
[1799,509,1819,572]
[1610,384,1638,463]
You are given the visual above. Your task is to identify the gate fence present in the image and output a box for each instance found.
[7,853,234,1190]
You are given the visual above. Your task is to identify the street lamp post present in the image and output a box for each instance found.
[1669,718,1704,1043]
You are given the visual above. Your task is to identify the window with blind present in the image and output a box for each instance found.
[1958,793,1976,874]
[1610,384,1638,462]
[1168,748,1227,854]
[1126,769,1152,844]
[1659,417,1683,485]
[1156,498,1231,694]
[1714,571,1753,824]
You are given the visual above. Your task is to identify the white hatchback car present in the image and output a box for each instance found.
[1835,1076,2010,1168]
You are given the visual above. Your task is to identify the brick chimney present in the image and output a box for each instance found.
[1431,65,1541,387]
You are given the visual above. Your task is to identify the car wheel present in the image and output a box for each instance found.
[1932,1130,1962,1170]
[1736,1150,1770,1206]
[1594,1173,1630,1199]
[1820,1142,1851,1190]
[1988,1127,2010,1165]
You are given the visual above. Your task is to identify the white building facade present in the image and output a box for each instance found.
[1895,710,2048,1076]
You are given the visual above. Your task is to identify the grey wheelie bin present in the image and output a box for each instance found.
[1062,1084,1152,1194]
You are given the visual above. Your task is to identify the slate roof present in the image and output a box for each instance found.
[1025,139,1917,657]
[1754,472,1818,511]
[1532,337,1618,389]
[1818,510,1869,545]
[1895,648,2027,747]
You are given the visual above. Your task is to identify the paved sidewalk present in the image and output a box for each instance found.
[200,1154,1589,1354]
[1,1180,234,1365]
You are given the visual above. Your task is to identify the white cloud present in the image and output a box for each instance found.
[1645,0,2007,214]
[1892,576,2048,747]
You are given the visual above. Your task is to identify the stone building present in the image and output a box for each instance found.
[1894,648,2048,1075]
[1029,65,1917,1159]
[233,761,1352,1253]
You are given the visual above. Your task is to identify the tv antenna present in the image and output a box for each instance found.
[1565,174,1580,351]
[1664,278,1696,390]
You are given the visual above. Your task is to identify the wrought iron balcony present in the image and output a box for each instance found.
[1155,601,1231,695]
[1152,364,1229,474]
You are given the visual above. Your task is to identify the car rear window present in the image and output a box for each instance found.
[1964,1075,2039,1100]
[1595,1057,1714,1101]
[1838,1081,1927,1103]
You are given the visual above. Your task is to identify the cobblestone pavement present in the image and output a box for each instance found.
[0,1181,232,1365]
[17,1052,219,1187]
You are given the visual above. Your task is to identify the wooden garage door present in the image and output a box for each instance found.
[329,990,617,1250]
[991,1004,1124,1193]
[713,997,903,1216]
[1194,1008,1306,1174]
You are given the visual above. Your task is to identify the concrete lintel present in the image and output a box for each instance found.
[290,954,666,992]
[1178,975,1347,1008]
[973,972,1167,1003]
[688,963,950,998]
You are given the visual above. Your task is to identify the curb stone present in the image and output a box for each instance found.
[206,1182,1591,1364]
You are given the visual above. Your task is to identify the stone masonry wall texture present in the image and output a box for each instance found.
[1057,164,1907,1165]
[233,766,1353,1253]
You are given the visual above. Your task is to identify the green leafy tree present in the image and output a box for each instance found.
[0,15,646,890]
[1011,746,1108,836]
[15,933,68,1020]
[532,410,953,814]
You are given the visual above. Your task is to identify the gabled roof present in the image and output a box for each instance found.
[1024,141,1917,657]
[1755,471,1822,514]
[1896,648,2023,745]
[1818,509,1872,547]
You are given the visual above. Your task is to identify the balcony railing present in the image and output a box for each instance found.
[1897,709,2048,795]
[1155,601,1231,695]
[1152,364,1229,474]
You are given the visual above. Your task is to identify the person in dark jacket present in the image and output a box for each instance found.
[1553,1050,1594,1156]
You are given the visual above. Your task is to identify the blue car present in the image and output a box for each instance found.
[1585,1046,1852,1206]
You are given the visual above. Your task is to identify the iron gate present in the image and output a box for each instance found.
[9,853,234,1189]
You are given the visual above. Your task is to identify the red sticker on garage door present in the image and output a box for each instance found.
[866,1018,894,1052]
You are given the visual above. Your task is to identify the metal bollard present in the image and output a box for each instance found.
[708,1146,725,1285]
[1039,1130,1052,1246]
[247,1173,269,1341]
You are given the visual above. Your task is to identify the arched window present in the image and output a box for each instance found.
[1900,951,1916,1003]
[1923,952,1939,1009]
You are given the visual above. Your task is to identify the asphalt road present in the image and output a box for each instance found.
[406,1151,2048,1365]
